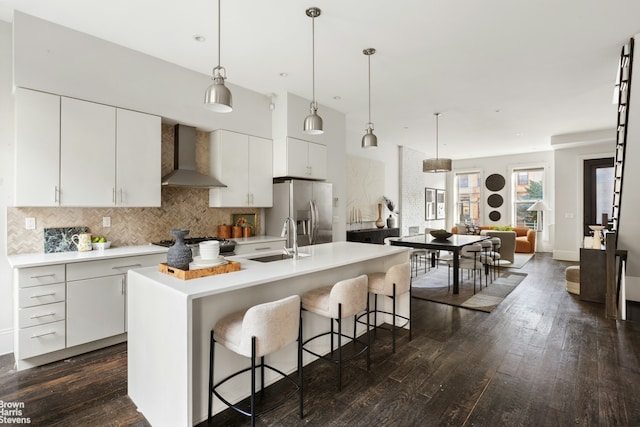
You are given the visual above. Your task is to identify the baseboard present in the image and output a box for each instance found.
[553,250,579,261]
[0,327,13,356]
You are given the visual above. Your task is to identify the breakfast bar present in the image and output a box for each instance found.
[127,241,409,427]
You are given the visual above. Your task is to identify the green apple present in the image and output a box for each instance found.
[98,237,107,243]
[92,237,100,243]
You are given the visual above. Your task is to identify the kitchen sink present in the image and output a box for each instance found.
[249,253,311,263]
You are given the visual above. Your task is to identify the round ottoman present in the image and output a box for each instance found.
[565,266,580,295]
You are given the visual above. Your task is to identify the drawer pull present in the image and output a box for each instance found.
[31,331,57,339]
[30,292,56,298]
[29,274,57,279]
[112,263,142,270]
[254,247,272,251]
[30,312,56,319]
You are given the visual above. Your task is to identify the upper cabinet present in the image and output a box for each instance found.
[60,97,116,206]
[14,88,161,207]
[14,88,61,206]
[273,137,327,180]
[115,108,161,207]
[208,130,273,208]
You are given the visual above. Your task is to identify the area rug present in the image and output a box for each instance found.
[411,268,528,313]
[510,252,535,269]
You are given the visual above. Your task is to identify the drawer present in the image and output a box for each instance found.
[18,302,65,328]
[17,264,65,288]
[17,320,66,359]
[67,253,166,281]
[234,240,286,255]
[19,283,66,308]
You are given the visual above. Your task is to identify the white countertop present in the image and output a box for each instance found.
[7,245,168,268]
[129,241,409,300]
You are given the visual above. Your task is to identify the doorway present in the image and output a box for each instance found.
[583,157,614,236]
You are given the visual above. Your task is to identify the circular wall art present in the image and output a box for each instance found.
[489,210,501,222]
[485,174,506,192]
[487,193,504,208]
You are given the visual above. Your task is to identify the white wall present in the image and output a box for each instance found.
[452,150,555,252]
[553,141,613,261]
[13,12,272,138]
[0,20,14,355]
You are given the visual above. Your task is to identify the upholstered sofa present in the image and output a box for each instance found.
[451,225,536,253]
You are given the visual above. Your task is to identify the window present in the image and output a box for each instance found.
[454,172,481,224]
[512,167,544,228]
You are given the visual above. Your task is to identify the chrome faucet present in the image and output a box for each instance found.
[281,217,299,260]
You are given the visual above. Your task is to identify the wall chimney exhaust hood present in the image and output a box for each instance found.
[161,124,227,188]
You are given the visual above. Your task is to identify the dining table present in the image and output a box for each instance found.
[388,234,489,294]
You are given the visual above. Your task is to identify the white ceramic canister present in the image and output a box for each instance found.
[71,232,93,252]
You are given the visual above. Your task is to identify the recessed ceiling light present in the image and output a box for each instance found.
[193,35,206,42]
[279,72,288,77]
[333,96,341,100]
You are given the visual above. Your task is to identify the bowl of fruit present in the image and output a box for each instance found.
[91,236,111,250]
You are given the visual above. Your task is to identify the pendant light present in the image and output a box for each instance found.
[303,7,323,134]
[423,113,452,172]
[204,0,232,113]
[361,48,378,148]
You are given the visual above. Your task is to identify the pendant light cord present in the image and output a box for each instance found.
[368,54,372,124]
[311,15,316,107]
[435,113,440,159]
[217,0,221,68]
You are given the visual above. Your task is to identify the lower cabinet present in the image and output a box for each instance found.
[13,252,165,368]
[67,276,125,347]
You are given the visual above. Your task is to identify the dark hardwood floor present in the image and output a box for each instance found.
[2,253,640,426]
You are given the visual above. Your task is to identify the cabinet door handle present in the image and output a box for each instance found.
[31,331,56,339]
[119,188,124,204]
[30,312,56,319]
[253,247,273,251]
[29,274,56,279]
[54,185,59,203]
[112,188,116,204]
[112,264,142,270]
[30,292,56,298]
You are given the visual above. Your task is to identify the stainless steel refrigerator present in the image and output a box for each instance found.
[265,179,333,247]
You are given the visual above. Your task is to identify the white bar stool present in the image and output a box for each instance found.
[208,295,303,427]
[301,274,370,391]
[361,262,412,353]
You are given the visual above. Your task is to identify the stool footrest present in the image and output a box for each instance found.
[212,364,300,419]
[302,331,369,365]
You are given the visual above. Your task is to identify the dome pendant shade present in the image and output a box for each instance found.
[423,112,452,173]
[204,68,232,112]
[362,126,378,148]
[304,102,324,135]
[303,7,323,134]
[204,0,233,113]
[361,48,378,148]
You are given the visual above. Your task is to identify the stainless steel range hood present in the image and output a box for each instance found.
[161,124,227,188]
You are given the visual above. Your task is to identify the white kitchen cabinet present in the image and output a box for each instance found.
[12,252,166,369]
[116,108,161,207]
[60,97,116,206]
[273,136,327,180]
[208,130,273,207]
[67,275,125,347]
[14,264,66,360]
[14,89,161,207]
[14,88,61,206]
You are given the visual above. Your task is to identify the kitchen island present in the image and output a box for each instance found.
[127,241,409,426]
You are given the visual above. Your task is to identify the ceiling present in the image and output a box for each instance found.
[2,0,640,159]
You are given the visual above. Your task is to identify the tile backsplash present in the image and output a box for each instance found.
[6,124,262,255]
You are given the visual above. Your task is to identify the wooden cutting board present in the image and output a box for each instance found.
[158,260,240,280]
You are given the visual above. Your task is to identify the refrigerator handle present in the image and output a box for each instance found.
[312,199,320,244]
[309,200,317,245]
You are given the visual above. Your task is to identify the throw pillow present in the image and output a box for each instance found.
[465,224,481,235]
[455,223,468,235]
